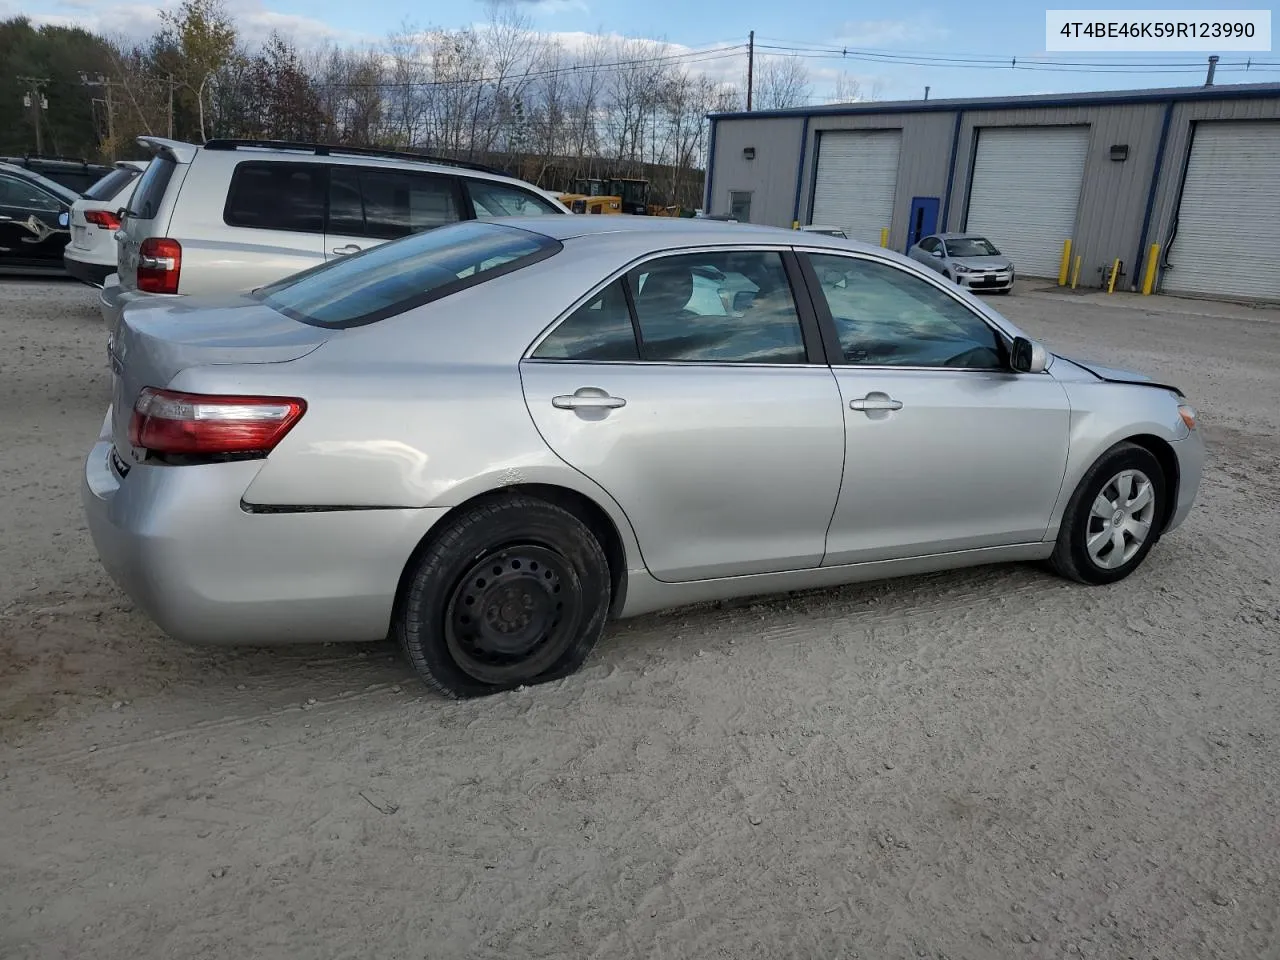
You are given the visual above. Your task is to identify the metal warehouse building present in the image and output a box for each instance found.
[703,82,1280,300]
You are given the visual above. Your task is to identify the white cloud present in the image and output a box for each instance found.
[832,18,948,49]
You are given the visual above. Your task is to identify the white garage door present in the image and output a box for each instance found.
[810,130,901,245]
[1163,121,1280,301]
[966,126,1090,278]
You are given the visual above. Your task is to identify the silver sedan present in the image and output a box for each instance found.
[908,232,1015,294]
[84,216,1204,698]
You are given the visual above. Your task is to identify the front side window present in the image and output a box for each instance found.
[808,253,1004,369]
[918,236,939,253]
[0,175,62,211]
[224,162,325,233]
[468,180,561,218]
[628,251,806,364]
[256,220,559,328]
[532,279,639,361]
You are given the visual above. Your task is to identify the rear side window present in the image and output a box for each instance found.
[224,162,325,233]
[467,180,561,218]
[84,167,140,202]
[256,220,560,328]
[328,166,462,239]
[130,155,177,219]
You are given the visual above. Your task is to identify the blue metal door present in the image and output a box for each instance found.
[906,196,940,251]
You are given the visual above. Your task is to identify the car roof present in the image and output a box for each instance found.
[0,161,82,201]
[510,214,885,253]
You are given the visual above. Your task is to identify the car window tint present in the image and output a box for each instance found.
[256,220,560,328]
[468,181,561,218]
[0,175,61,211]
[918,237,938,253]
[947,237,1001,257]
[532,279,639,361]
[327,167,365,235]
[224,162,325,233]
[627,251,806,364]
[357,168,461,239]
[808,253,1004,369]
[84,167,140,201]
[129,155,176,219]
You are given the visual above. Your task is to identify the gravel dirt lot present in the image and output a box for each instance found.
[2,277,1278,960]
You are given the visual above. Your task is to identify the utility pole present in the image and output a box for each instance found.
[1204,55,1219,86]
[18,76,49,153]
[167,74,174,139]
[81,73,116,147]
[746,30,754,111]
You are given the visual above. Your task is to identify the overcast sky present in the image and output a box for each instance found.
[10,0,1278,102]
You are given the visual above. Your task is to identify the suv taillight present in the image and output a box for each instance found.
[84,209,121,230]
[137,237,182,294]
[129,388,306,456]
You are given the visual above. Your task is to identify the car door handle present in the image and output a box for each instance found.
[553,391,627,410]
[849,395,903,411]
[332,244,361,256]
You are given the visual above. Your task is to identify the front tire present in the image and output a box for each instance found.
[395,496,611,698]
[1050,442,1166,585]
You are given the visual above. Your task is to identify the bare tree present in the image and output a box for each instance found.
[753,54,811,110]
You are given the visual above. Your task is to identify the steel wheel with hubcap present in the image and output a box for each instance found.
[396,496,611,698]
[1051,442,1167,585]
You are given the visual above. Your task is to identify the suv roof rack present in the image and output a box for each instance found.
[200,139,506,176]
[1,154,103,167]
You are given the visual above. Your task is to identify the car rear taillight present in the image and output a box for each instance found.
[137,237,182,295]
[129,388,306,456]
[84,209,121,230]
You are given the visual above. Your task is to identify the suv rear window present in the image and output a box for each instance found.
[256,220,561,328]
[130,155,177,219]
[84,167,141,201]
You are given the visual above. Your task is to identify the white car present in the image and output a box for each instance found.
[63,160,149,287]
[100,137,570,334]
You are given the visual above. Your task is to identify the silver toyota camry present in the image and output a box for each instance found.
[84,216,1204,698]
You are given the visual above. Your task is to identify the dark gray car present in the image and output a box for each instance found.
[908,232,1014,294]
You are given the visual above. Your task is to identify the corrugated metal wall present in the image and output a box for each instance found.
[1147,98,1280,294]
[708,89,1280,292]
[705,117,804,225]
[797,112,955,251]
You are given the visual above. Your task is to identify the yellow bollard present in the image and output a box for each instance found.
[1071,255,1081,289]
[792,220,800,230]
[1107,257,1121,294]
[879,227,889,248]
[1058,239,1072,286]
[1142,243,1160,295]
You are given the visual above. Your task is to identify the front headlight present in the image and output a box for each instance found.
[953,265,972,274]
[1178,403,1198,431]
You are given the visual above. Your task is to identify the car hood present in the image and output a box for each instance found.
[952,255,1012,270]
[1053,353,1184,396]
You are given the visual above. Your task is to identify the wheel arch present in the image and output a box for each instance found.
[1121,433,1180,536]
[393,483,631,625]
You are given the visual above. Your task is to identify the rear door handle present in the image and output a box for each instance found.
[332,244,361,256]
[553,389,627,410]
[849,395,903,411]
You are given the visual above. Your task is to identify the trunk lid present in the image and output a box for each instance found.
[109,295,331,461]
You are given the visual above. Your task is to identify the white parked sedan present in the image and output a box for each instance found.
[84,216,1204,698]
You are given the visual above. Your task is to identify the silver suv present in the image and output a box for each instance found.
[100,137,570,332]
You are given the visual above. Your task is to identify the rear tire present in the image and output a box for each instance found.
[1050,442,1166,585]
[395,496,611,698]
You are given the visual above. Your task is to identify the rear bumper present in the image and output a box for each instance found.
[1165,427,1206,535]
[81,411,449,645]
[64,253,115,288]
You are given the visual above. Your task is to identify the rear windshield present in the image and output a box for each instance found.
[129,155,177,219]
[255,220,561,328]
[84,167,141,201]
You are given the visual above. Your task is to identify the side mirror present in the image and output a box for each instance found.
[1010,336,1048,374]
[930,249,943,258]
[731,290,757,313]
